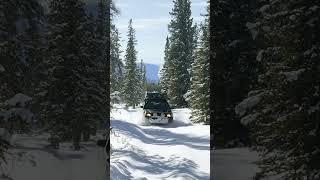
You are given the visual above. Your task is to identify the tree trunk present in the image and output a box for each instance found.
[49,135,60,149]
[83,131,90,141]
[73,133,81,150]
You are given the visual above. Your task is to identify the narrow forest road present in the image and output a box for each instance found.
[110,104,210,180]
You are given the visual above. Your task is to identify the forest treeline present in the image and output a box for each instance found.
[0,0,211,168]
[1,0,319,179]
[212,0,320,179]
[111,0,210,125]
[0,0,112,167]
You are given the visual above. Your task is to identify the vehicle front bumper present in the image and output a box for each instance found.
[145,116,171,124]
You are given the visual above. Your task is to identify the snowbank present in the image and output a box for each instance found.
[5,93,32,107]
[240,113,260,126]
[212,148,259,180]
[1,133,108,180]
[279,69,305,82]
[1,108,34,122]
[235,91,265,117]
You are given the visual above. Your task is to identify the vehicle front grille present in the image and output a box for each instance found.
[157,113,161,116]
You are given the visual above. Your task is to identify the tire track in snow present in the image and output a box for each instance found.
[110,107,210,180]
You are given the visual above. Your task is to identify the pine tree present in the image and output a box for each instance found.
[96,0,111,132]
[212,0,258,147]
[235,0,320,179]
[166,0,196,108]
[110,23,123,95]
[122,19,140,108]
[187,20,210,124]
[159,36,170,98]
[143,62,147,94]
[40,0,94,150]
[78,11,109,141]
[146,82,162,92]
[0,0,44,164]
[137,59,146,102]
[0,0,44,103]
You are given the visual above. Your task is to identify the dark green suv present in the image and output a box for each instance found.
[142,93,173,124]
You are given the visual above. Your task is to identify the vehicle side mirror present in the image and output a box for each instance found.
[97,139,107,147]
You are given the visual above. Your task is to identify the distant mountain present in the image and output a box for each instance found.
[144,63,160,83]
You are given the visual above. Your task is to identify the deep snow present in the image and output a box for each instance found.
[212,148,260,180]
[1,133,108,180]
[0,104,265,180]
[110,104,210,180]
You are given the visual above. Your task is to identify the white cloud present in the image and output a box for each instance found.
[115,2,129,8]
[192,1,207,7]
[153,2,171,8]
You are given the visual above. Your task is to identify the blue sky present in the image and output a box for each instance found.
[113,0,207,65]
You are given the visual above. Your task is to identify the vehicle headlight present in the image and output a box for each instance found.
[165,113,172,118]
[145,113,152,117]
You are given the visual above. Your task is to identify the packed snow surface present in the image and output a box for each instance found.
[110,104,210,180]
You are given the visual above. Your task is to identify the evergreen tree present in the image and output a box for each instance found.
[0,0,44,164]
[122,19,140,108]
[146,82,161,92]
[235,0,320,179]
[94,0,110,128]
[0,0,44,104]
[137,59,146,102]
[166,0,196,108]
[187,21,210,125]
[78,12,109,141]
[159,36,170,98]
[143,62,147,94]
[110,0,119,17]
[212,0,258,147]
[40,0,94,150]
[110,23,123,94]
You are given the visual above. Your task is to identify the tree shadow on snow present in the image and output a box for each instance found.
[157,120,191,128]
[111,120,209,151]
[111,148,209,180]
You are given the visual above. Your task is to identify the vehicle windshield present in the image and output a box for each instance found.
[144,100,170,111]
[147,93,162,99]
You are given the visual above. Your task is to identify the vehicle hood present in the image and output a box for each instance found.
[144,109,171,113]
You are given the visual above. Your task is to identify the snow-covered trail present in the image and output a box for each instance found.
[110,105,210,180]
